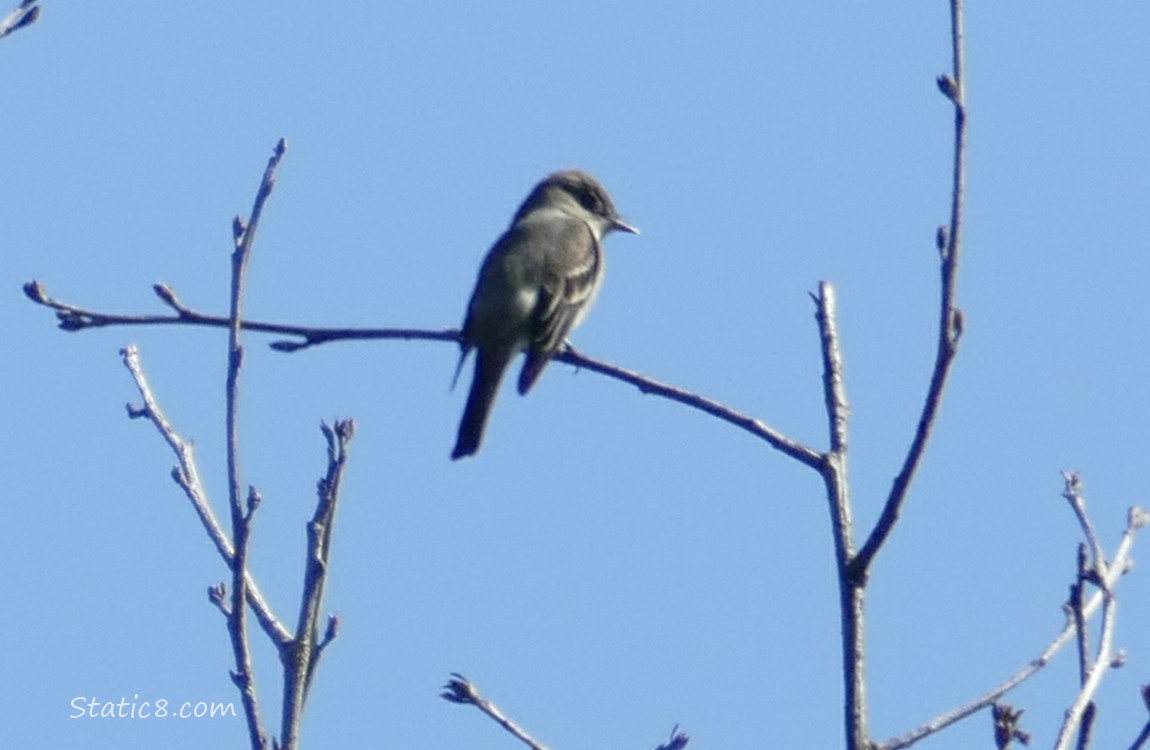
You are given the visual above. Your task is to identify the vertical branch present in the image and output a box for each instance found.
[817,283,850,456]
[280,419,354,749]
[1071,544,1091,686]
[814,283,866,749]
[224,138,288,750]
[1055,473,1122,750]
[1054,585,1115,750]
[853,0,967,579]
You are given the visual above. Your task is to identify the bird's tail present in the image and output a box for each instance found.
[452,347,513,460]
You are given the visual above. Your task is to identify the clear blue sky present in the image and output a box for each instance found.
[4,3,1149,748]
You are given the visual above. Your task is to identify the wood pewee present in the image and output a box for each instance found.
[451,169,638,459]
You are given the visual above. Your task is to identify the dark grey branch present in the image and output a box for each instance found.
[851,0,968,583]
[25,281,824,471]
[223,138,289,750]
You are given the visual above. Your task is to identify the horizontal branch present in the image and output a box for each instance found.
[28,279,825,471]
[24,279,455,346]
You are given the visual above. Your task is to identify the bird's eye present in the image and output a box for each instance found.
[578,190,601,213]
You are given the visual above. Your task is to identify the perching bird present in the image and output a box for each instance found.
[451,170,638,459]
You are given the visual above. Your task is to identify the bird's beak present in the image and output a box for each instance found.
[612,219,640,235]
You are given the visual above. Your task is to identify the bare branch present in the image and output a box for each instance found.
[223,139,288,750]
[853,0,968,579]
[811,282,867,747]
[119,344,291,645]
[876,503,1146,750]
[1063,471,1107,579]
[1055,477,1121,750]
[32,279,824,470]
[1070,543,1091,688]
[441,674,551,750]
[281,419,355,747]
[556,344,824,469]
[815,282,850,456]
[25,277,459,345]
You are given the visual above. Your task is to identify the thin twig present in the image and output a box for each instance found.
[441,674,551,750]
[853,0,967,579]
[224,138,288,750]
[876,504,1146,750]
[0,0,39,40]
[1058,475,1112,750]
[558,344,824,469]
[281,419,354,747]
[1063,471,1108,580]
[1071,543,1090,686]
[24,278,454,345]
[119,344,291,645]
[1055,587,1114,750]
[1056,539,1121,749]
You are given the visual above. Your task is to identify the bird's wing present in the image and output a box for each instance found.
[517,219,602,394]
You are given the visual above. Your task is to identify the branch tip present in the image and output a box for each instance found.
[441,673,478,704]
[655,724,691,750]
[22,279,48,303]
[322,613,340,645]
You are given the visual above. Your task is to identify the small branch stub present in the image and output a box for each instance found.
[991,703,1030,749]
[655,724,691,750]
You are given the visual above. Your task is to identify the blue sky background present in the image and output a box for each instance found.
[4,3,1149,748]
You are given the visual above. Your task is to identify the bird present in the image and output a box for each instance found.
[451,169,638,460]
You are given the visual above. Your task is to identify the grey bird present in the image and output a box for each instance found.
[451,169,638,460]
